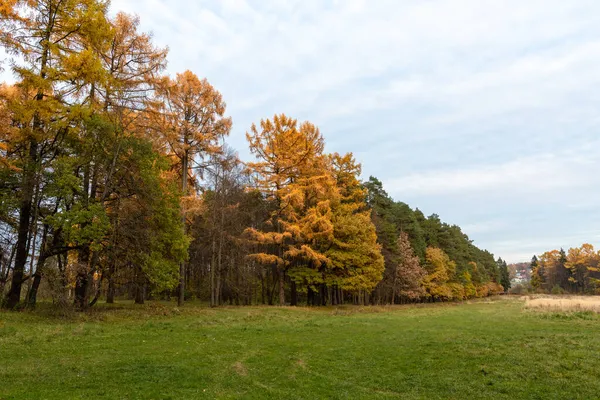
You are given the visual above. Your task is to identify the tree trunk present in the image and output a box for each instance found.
[216,197,225,306]
[88,274,104,308]
[290,280,297,306]
[27,271,42,308]
[4,17,53,309]
[0,247,12,297]
[210,240,216,307]
[106,277,115,304]
[135,283,145,304]
[106,259,116,304]
[74,271,89,310]
[278,268,285,305]
[74,245,91,311]
[268,267,276,305]
[178,151,188,307]
[74,161,93,311]
[260,272,265,305]
[26,252,46,308]
[216,270,222,306]
[5,139,38,309]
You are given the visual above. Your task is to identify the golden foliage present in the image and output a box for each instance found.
[153,70,231,163]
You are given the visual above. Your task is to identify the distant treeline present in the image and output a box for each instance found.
[530,244,600,294]
[364,177,507,304]
[0,1,505,309]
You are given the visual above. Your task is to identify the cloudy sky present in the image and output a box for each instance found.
[116,0,600,262]
[8,0,600,262]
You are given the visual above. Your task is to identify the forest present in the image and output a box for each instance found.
[0,0,507,310]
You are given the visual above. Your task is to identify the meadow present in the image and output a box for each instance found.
[1,297,599,399]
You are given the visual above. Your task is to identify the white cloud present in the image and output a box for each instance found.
[461,219,510,235]
[489,230,600,263]
[385,150,596,196]
[109,0,600,119]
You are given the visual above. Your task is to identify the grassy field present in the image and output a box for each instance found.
[1,298,599,399]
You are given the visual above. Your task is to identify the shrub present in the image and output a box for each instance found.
[551,285,564,295]
[509,284,525,295]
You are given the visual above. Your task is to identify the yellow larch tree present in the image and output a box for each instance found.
[324,153,384,304]
[152,70,231,305]
[245,114,331,305]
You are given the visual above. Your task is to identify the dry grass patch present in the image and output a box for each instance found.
[524,296,600,313]
[232,361,248,376]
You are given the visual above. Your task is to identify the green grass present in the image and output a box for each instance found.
[1,298,599,399]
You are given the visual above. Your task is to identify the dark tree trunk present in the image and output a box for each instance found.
[74,245,93,310]
[106,276,115,304]
[75,161,93,311]
[5,140,38,309]
[178,151,189,307]
[268,268,277,305]
[135,283,145,304]
[216,270,222,306]
[26,225,54,308]
[26,261,44,308]
[27,273,42,307]
[260,272,266,305]
[89,276,103,308]
[290,280,297,306]
[210,241,216,306]
[0,247,12,297]
[278,267,285,305]
[74,271,89,310]
[307,286,319,306]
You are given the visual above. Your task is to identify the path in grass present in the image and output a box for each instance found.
[1,299,599,399]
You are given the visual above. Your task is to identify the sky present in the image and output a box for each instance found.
[5,0,600,262]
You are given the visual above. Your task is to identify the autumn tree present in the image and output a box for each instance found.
[392,232,425,303]
[1,0,112,309]
[461,262,477,298]
[153,70,231,306]
[421,247,456,301]
[530,255,544,291]
[532,244,600,295]
[56,8,171,309]
[564,244,598,293]
[1,2,191,310]
[323,153,384,305]
[245,114,328,305]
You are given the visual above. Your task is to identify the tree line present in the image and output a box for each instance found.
[0,0,505,310]
[530,244,600,294]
